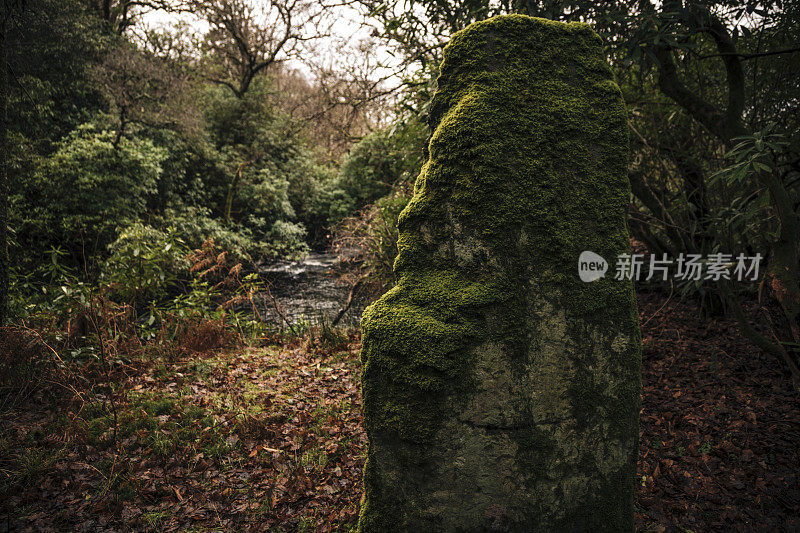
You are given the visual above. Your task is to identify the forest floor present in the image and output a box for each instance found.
[1,290,799,532]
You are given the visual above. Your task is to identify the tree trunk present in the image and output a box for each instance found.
[0,12,9,326]
[224,161,247,225]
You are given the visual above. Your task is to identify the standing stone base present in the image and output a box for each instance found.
[358,15,641,533]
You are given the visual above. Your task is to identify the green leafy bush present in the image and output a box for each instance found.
[102,224,189,304]
[153,206,253,261]
[266,220,309,260]
[16,125,166,263]
[197,82,333,254]
[333,122,424,217]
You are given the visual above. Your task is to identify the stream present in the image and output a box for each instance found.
[255,251,368,329]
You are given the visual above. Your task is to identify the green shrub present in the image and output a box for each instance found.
[266,220,309,259]
[102,223,189,304]
[153,206,254,261]
[334,122,424,216]
[16,125,166,263]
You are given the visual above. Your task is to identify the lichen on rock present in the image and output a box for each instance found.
[358,14,640,532]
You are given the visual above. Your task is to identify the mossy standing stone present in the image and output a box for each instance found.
[358,14,641,532]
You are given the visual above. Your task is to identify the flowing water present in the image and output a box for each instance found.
[256,251,367,329]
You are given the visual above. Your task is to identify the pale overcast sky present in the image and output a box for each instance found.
[140,3,402,85]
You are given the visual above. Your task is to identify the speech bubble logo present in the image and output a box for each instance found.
[578,251,608,282]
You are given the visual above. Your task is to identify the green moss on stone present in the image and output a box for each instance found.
[359,14,640,532]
